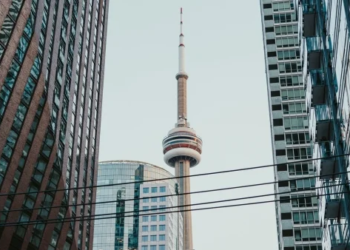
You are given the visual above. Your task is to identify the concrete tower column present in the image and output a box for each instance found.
[175,160,193,250]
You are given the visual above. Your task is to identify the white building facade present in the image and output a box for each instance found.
[260,1,322,250]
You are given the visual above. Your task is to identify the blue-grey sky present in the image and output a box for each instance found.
[100,1,278,249]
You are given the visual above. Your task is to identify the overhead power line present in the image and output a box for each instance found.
[1,169,347,215]
[0,154,348,198]
[1,182,348,227]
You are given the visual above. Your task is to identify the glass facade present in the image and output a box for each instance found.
[260,1,322,250]
[302,0,350,249]
[93,161,183,250]
[0,0,109,249]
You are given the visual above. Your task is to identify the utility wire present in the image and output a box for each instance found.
[1,169,347,215]
[1,182,348,227]
[0,154,348,198]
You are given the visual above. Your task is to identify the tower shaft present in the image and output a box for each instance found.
[177,76,188,122]
[175,160,193,250]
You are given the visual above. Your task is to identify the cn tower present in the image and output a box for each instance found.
[162,8,203,250]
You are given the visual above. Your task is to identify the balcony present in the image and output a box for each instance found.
[324,199,341,219]
[308,50,322,71]
[319,142,339,180]
[303,12,317,37]
[310,71,327,106]
[316,120,332,142]
[328,223,350,250]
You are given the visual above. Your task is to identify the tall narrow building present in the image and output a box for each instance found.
[162,8,203,250]
[301,1,350,249]
[260,1,322,250]
[0,0,109,249]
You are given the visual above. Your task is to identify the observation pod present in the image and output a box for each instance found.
[163,127,203,167]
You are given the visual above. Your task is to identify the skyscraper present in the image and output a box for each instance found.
[93,160,183,250]
[162,8,203,250]
[301,1,350,249]
[0,0,109,249]
[260,1,322,250]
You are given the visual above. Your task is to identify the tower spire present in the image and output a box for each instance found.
[177,7,187,78]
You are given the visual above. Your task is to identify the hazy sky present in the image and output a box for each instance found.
[99,0,278,249]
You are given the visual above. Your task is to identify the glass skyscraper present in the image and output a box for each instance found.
[93,161,183,250]
[302,0,350,249]
[260,1,322,250]
[0,0,109,249]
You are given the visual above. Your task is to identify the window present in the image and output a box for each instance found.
[143,198,149,203]
[272,105,282,111]
[143,188,149,193]
[271,91,280,97]
[159,215,166,221]
[287,147,312,160]
[150,235,157,241]
[282,230,293,237]
[270,77,279,83]
[142,236,148,242]
[159,205,166,211]
[280,75,303,87]
[151,197,157,202]
[284,116,308,130]
[296,246,322,250]
[293,211,319,224]
[160,186,166,192]
[281,213,292,220]
[151,187,157,193]
[143,206,149,211]
[159,225,166,231]
[275,24,298,35]
[142,216,149,222]
[269,64,278,70]
[274,13,297,23]
[281,88,305,100]
[294,228,322,241]
[151,225,157,231]
[274,134,284,141]
[267,51,277,57]
[291,194,318,208]
[278,49,300,60]
[265,27,274,32]
[276,150,286,156]
[280,196,290,203]
[273,2,294,11]
[288,163,313,176]
[142,226,149,232]
[159,196,166,202]
[142,246,148,250]
[266,39,275,45]
[159,234,165,241]
[150,245,157,250]
[159,245,165,250]
[151,215,157,221]
[277,164,287,171]
[279,62,302,73]
[276,36,299,48]
[273,119,283,126]
[285,133,310,145]
[263,3,272,8]
[283,102,306,114]
[264,15,273,21]
[278,181,289,187]
[151,206,157,211]
[290,178,315,191]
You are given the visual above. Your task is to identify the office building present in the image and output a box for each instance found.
[302,0,350,249]
[93,160,183,250]
[0,0,109,249]
[260,1,322,250]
